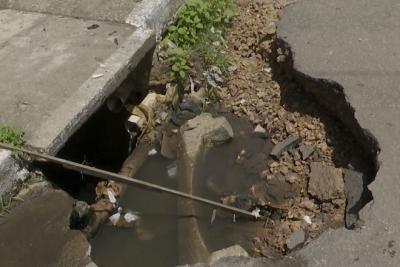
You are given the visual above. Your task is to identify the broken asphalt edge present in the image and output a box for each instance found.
[266,2,393,267]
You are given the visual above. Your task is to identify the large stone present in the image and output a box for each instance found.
[270,135,301,159]
[343,168,367,228]
[0,184,93,266]
[308,162,345,201]
[181,113,234,161]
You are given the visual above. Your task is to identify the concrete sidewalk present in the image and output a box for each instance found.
[0,0,183,195]
[276,0,400,265]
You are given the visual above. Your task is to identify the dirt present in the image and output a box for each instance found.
[147,0,374,260]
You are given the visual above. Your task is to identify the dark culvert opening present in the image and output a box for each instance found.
[34,48,154,204]
[268,37,380,229]
[34,104,133,204]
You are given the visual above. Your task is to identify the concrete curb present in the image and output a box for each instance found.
[0,149,29,196]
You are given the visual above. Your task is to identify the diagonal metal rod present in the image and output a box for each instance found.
[0,143,256,219]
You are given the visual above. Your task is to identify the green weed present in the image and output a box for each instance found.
[0,125,24,147]
[165,0,236,81]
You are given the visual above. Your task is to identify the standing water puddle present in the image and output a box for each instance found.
[90,154,179,267]
[90,114,274,266]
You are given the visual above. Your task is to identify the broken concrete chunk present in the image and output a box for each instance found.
[202,118,234,147]
[286,229,306,250]
[254,124,266,134]
[308,162,345,201]
[299,144,315,160]
[270,135,301,159]
[343,169,366,228]
[209,245,249,262]
[181,113,234,163]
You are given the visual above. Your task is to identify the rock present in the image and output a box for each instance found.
[299,144,315,160]
[308,162,345,201]
[343,169,366,228]
[209,245,249,262]
[299,199,316,211]
[270,135,301,159]
[69,201,94,230]
[181,113,233,163]
[203,125,234,147]
[234,194,256,211]
[286,229,306,250]
[254,124,266,134]
[264,174,297,207]
[179,99,202,114]
[286,173,300,184]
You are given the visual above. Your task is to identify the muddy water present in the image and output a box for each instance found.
[90,154,179,267]
[90,114,273,266]
[194,114,273,253]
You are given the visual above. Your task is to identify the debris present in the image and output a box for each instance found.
[109,207,140,227]
[286,173,300,184]
[179,99,202,114]
[107,189,117,205]
[70,201,93,229]
[303,215,312,225]
[87,24,99,30]
[124,211,140,223]
[234,194,256,211]
[308,162,345,201]
[264,174,297,207]
[92,73,104,79]
[299,145,315,160]
[343,169,366,228]
[254,124,266,134]
[205,66,224,88]
[228,65,237,74]
[109,208,121,226]
[270,135,301,159]
[299,199,316,211]
[167,162,178,178]
[251,207,261,219]
[148,149,157,156]
[211,209,217,224]
[286,229,306,250]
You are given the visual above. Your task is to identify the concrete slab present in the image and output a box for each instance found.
[0,0,142,23]
[0,183,95,266]
[0,9,154,154]
[276,0,400,265]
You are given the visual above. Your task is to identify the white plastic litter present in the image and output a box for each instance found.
[303,215,312,225]
[148,149,158,156]
[109,212,121,226]
[167,162,178,178]
[210,209,217,224]
[124,212,140,223]
[107,189,117,204]
[251,207,261,219]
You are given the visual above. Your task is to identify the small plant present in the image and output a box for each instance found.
[165,0,236,81]
[0,125,24,147]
